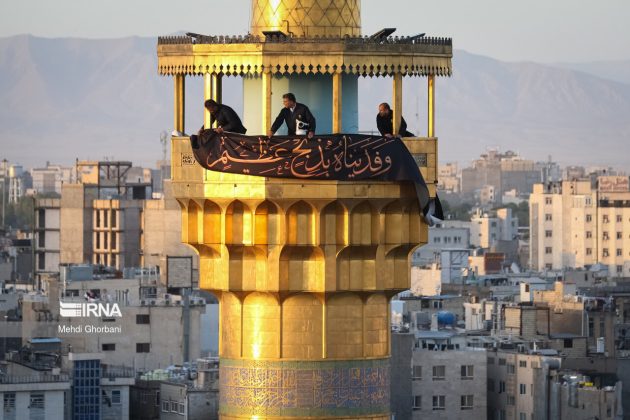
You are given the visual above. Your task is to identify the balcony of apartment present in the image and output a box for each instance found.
[101,364,136,386]
[0,368,71,392]
[0,373,70,385]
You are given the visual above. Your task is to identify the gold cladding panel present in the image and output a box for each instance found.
[326,293,363,358]
[221,293,242,358]
[242,292,281,359]
[281,294,323,359]
[364,294,389,357]
[250,0,361,37]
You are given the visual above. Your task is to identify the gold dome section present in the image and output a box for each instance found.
[250,0,361,37]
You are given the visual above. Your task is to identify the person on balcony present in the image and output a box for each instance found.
[201,99,247,134]
[376,102,414,138]
[268,93,316,138]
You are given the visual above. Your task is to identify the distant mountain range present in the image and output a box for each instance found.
[1,35,629,169]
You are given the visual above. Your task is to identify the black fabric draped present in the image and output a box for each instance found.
[190,130,443,221]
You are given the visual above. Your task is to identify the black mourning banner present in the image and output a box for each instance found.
[190,130,443,221]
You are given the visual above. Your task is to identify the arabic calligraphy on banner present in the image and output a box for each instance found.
[190,130,442,219]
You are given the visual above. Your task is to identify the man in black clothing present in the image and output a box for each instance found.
[376,102,414,138]
[268,93,316,138]
[202,99,247,134]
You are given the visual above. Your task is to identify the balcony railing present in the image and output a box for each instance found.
[0,374,70,384]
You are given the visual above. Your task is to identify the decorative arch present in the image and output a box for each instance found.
[382,200,410,245]
[279,246,324,291]
[286,200,316,245]
[319,201,348,246]
[336,246,377,290]
[203,200,221,244]
[349,201,376,245]
[254,200,281,245]
[226,200,252,245]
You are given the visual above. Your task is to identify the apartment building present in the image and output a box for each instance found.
[529,176,630,275]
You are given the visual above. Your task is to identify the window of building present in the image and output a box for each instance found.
[413,396,422,410]
[178,402,185,414]
[111,390,121,405]
[434,237,441,243]
[136,343,150,353]
[603,232,609,240]
[617,249,622,256]
[617,265,623,273]
[519,413,527,420]
[461,395,474,410]
[545,247,552,254]
[545,197,552,205]
[111,210,117,228]
[498,358,506,366]
[30,393,45,409]
[491,221,497,227]
[488,357,495,364]
[96,210,101,227]
[432,365,446,380]
[586,231,592,239]
[520,383,527,395]
[3,393,16,410]
[603,215,609,223]
[603,249,609,258]
[461,365,474,379]
[136,314,150,324]
[432,395,445,411]
[162,400,169,412]
[103,233,108,249]
[519,360,527,368]
[545,214,552,221]
[412,365,422,380]
[507,364,515,374]
[545,263,553,270]
[586,248,592,255]
[586,214,592,222]
[563,339,573,348]
[507,395,515,406]
[499,381,506,393]
[432,301,443,309]
[617,215,622,223]
[102,343,116,351]
[617,232,622,239]
[488,378,495,392]
[545,230,552,238]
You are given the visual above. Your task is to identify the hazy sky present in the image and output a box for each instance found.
[2,0,629,63]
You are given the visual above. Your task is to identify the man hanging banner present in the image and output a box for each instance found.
[190,130,443,223]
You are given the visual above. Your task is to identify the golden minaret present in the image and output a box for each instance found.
[158,1,451,418]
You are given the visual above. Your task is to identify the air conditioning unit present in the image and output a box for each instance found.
[150,300,156,306]
[140,300,146,306]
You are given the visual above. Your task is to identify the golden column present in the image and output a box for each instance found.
[158,1,451,418]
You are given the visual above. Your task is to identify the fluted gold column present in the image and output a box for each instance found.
[174,75,185,133]
[332,72,342,133]
[392,73,403,136]
[204,73,212,129]
[428,74,435,137]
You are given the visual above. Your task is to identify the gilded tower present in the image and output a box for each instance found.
[158,0,451,418]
